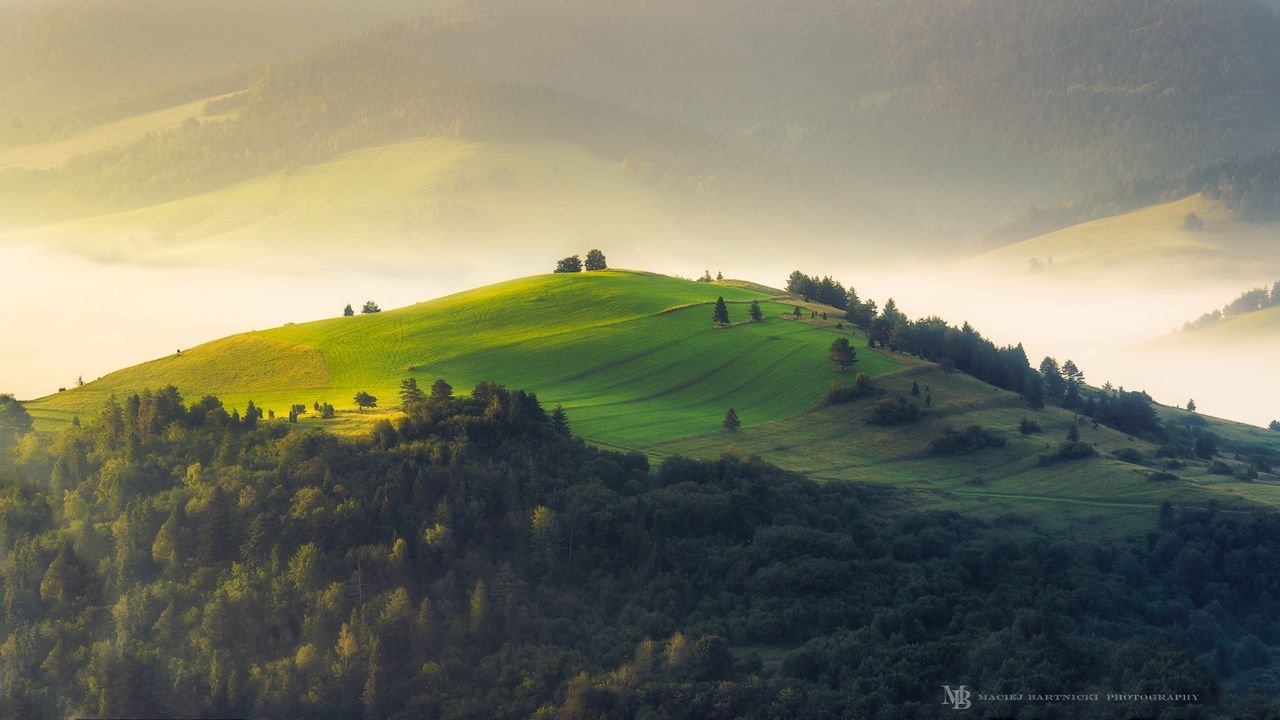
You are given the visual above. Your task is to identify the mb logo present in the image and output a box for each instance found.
[942,685,972,710]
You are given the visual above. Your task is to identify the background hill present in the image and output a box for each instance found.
[0,0,444,120]
[6,0,1280,240]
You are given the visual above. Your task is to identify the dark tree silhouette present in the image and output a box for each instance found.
[722,407,740,431]
[400,378,425,408]
[430,379,454,402]
[551,405,571,435]
[828,337,855,372]
[361,301,381,314]
[343,304,354,317]
[354,391,378,411]
[584,249,607,271]
[749,300,763,322]
[554,255,583,273]
[713,296,730,325]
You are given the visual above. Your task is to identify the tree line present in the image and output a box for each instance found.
[1183,278,1280,331]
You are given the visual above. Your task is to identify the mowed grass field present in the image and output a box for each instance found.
[655,352,1280,537]
[27,271,898,447]
[6,136,679,273]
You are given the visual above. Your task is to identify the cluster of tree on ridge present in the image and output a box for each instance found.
[1182,279,1280,331]
[6,383,1280,717]
[553,249,607,274]
[783,267,1265,463]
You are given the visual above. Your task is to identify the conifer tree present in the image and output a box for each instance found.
[722,408,741,431]
[430,379,453,402]
[749,300,763,322]
[399,378,425,408]
[713,296,730,325]
[551,405,571,436]
[828,337,855,372]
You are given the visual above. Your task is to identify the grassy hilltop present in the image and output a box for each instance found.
[26,268,1280,538]
[27,271,898,447]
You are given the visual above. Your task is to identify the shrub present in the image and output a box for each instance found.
[826,374,875,405]
[1111,448,1145,465]
[868,396,921,426]
[931,425,1007,456]
[1148,471,1180,482]
[1039,441,1097,466]
[1018,419,1043,436]
[1210,460,1234,476]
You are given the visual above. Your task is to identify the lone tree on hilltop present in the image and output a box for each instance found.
[551,405,571,435]
[723,408,741,431]
[555,255,583,273]
[361,301,381,314]
[400,378,425,408]
[1186,399,1197,413]
[713,297,731,326]
[354,391,378,412]
[828,337,855,372]
[749,300,763,322]
[584,249,607,271]
[699,270,713,283]
[343,303,354,317]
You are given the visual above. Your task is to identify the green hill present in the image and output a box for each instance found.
[26,268,1280,539]
[26,271,898,447]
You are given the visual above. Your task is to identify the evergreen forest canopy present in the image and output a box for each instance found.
[4,385,1280,719]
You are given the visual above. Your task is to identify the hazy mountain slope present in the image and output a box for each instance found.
[0,0,448,119]
[7,0,1280,240]
[968,194,1280,287]
[0,92,242,171]
[386,0,1280,199]
[2,137,683,272]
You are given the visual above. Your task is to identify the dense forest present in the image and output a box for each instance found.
[2,383,1280,718]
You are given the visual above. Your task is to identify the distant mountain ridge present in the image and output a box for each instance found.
[4,0,1280,239]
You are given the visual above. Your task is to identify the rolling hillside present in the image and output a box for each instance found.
[970,193,1280,287]
[25,271,899,447]
[2,137,683,273]
[24,269,1280,539]
[0,92,242,171]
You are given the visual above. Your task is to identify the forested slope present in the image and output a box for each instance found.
[4,386,1280,718]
